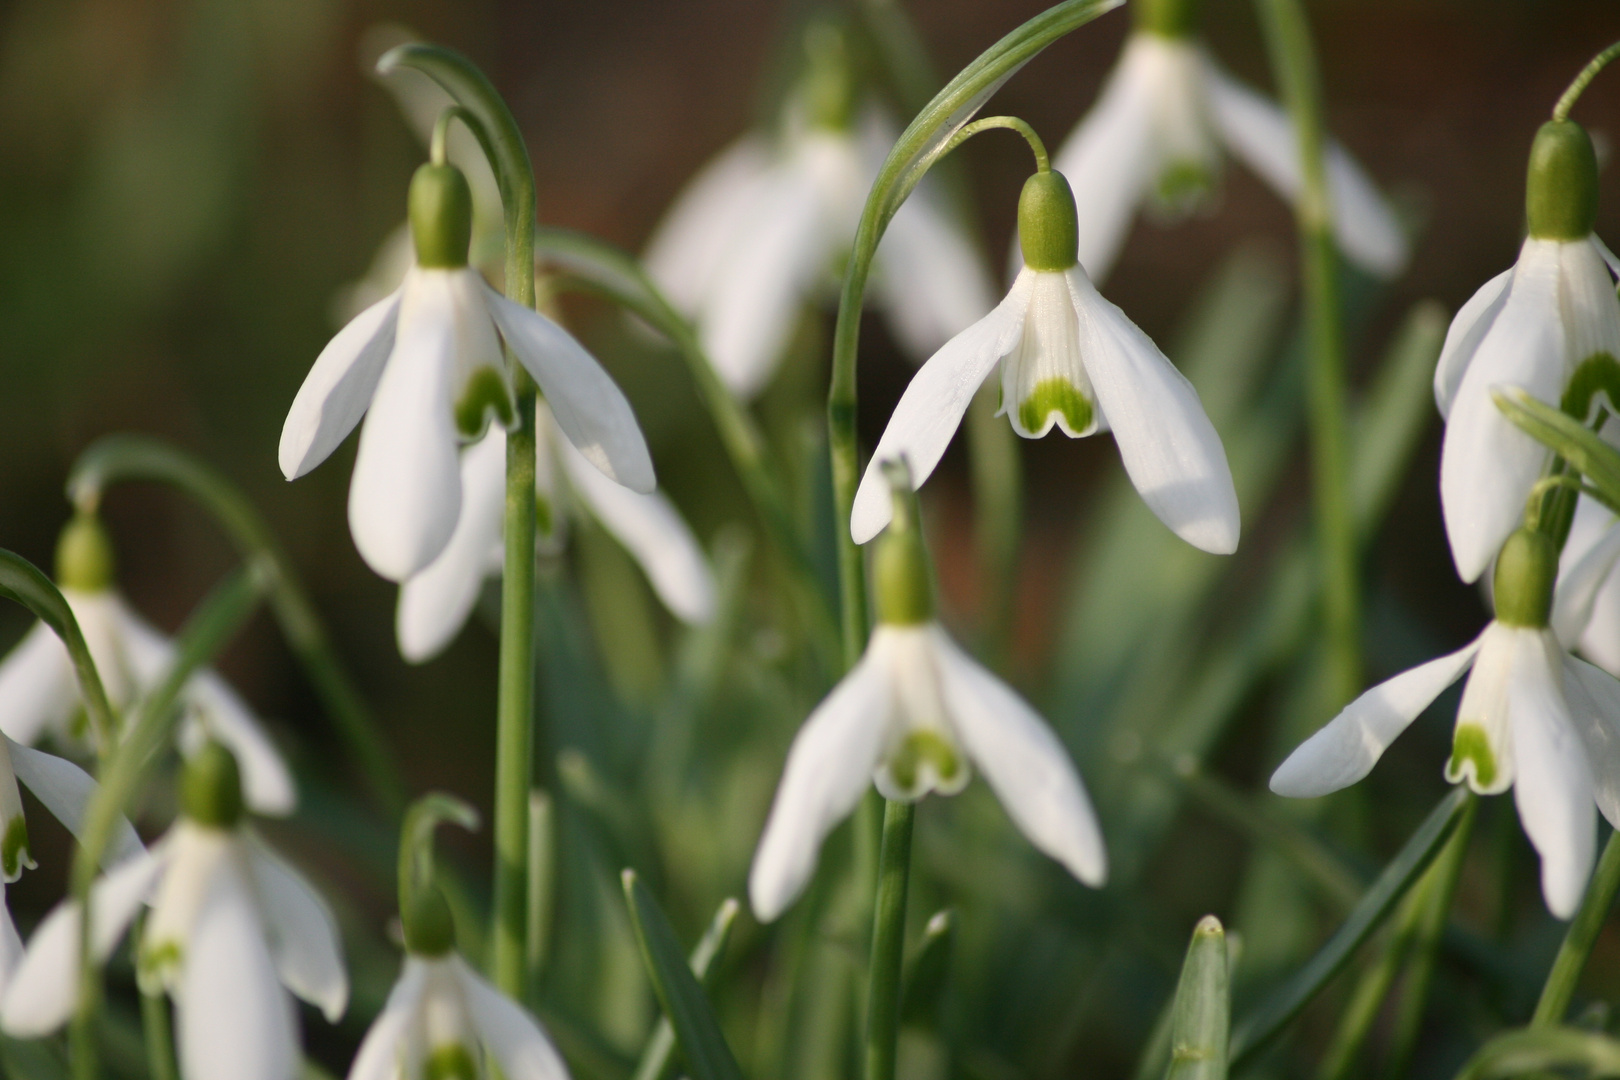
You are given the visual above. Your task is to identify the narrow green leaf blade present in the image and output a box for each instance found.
[1495,388,1620,515]
[0,549,115,751]
[1166,916,1230,1080]
[632,897,742,1080]
[901,909,957,1026]
[1453,1026,1620,1080]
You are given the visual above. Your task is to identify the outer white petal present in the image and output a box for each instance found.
[872,185,996,359]
[397,429,508,662]
[930,626,1106,886]
[280,287,403,480]
[1562,655,1620,830]
[2,846,166,1036]
[453,955,571,1080]
[1562,238,1620,373]
[1434,267,1514,419]
[8,737,143,867]
[0,889,20,996]
[749,646,894,921]
[246,837,347,1022]
[0,621,80,746]
[851,273,1036,544]
[1592,234,1620,279]
[1049,36,1160,281]
[643,135,773,315]
[1508,632,1596,919]
[176,867,300,1080]
[1554,505,1620,649]
[1203,62,1408,277]
[346,958,428,1080]
[1068,267,1240,554]
[1272,633,1484,797]
[1441,240,1567,582]
[560,437,715,625]
[482,284,656,494]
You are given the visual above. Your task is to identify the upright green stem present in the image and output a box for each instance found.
[1532,830,1620,1026]
[1253,0,1360,707]
[137,915,179,1080]
[865,799,915,1080]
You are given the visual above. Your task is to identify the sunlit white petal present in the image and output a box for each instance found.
[454,955,571,1080]
[1554,506,1620,649]
[644,136,773,315]
[1561,655,1620,830]
[8,737,142,867]
[281,288,402,480]
[1434,267,1514,419]
[246,837,347,1022]
[346,958,428,1080]
[0,621,80,746]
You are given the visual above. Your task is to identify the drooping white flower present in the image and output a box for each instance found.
[280,160,655,582]
[1553,496,1620,677]
[395,411,716,663]
[851,170,1238,555]
[1049,29,1407,283]
[1,745,347,1080]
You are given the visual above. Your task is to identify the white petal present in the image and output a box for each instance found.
[345,959,427,1080]
[397,429,508,662]
[482,284,656,493]
[1592,234,1620,279]
[851,273,1035,544]
[1561,655,1620,830]
[0,622,80,746]
[1434,267,1514,419]
[1203,62,1409,277]
[184,673,296,817]
[0,741,29,883]
[1508,632,1596,919]
[1,846,166,1036]
[453,955,571,1080]
[872,184,996,359]
[930,626,1106,886]
[1271,632,1484,797]
[246,837,347,1022]
[1561,238,1620,376]
[176,866,300,1080]
[1000,271,1100,438]
[560,438,715,625]
[0,889,21,997]
[280,288,403,480]
[1067,267,1240,554]
[749,647,894,921]
[643,135,773,315]
[1440,240,1567,582]
[8,737,142,868]
[1554,506,1620,648]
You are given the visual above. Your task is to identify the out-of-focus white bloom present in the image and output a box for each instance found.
[396,412,715,663]
[1048,30,1407,283]
[1552,496,1620,676]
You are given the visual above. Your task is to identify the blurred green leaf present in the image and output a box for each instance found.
[632,897,742,1080]
[901,908,957,1027]
[1166,916,1229,1080]
[1452,1026,1620,1079]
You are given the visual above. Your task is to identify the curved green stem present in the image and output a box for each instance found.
[430,105,480,166]
[1554,40,1620,122]
[1533,829,1620,1027]
[937,115,1050,172]
[0,549,116,756]
[398,792,481,916]
[865,799,915,1080]
[68,434,406,811]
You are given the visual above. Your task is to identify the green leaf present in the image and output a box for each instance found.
[1165,916,1229,1080]
[621,870,745,1080]
[1495,387,1620,515]
[1452,1026,1620,1079]
[901,909,956,1026]
[632,897,742,1080]
[0,549,116,753]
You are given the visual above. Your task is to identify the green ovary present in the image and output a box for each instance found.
[1448,724,1497,789]
[1018,378,1093,437]
[887,730,963,794]
[455,368,515,439]
[1154,160,1216,211]
[1,816,28,879]
[139,939,183,983]
[423,1043,478,1080]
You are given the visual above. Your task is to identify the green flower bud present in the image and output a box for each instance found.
[180,741,246,829]
[55,513,115,593]
[1526,120,1598,242]
[1134,0,1202,38]
[402,881,456,957]
[409,163,474,269]
[1493,527,1557,628]
[1019,171,1080,272]
[873,465,933,626]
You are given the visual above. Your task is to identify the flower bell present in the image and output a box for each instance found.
[2,743,348,1080]
[1272,528,1620,918]
[852,168,1239,555]
[1436,119,1620,583]
[0,513,294,816]
[1552,496,1620,676]
[281,154,655,582]
[749,465,1106,922]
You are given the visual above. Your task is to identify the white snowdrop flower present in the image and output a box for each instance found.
[1272,528,1620,918]
[1,744,347,1080]
[280,159,654,582]
[1047,13,1407,283]
[1435,119,1620,583]
[749,471,1106,922]
[1553,495,1620,677]
[643,21,994,399]
[395,409,716,663]
[0,515,293,816]
[852,169,1239,555]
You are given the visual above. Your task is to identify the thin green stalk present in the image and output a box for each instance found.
[526,787,556,994]
[137,915,178,1080]
[865,799,915,1080]
[1532,829,1620,1026]
[1253,0,1360,707]
[966,386,1023,665]
[1554,40,1620,122]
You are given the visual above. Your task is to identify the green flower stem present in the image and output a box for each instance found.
[937,115,1050,172]
[1532,829,1620,1026]
[379,42,540,997]
[865,798,915,1080]
[137,914,179,1080]
[0,549,116,756]
[966,386,1023,665]
[1252,0,1360,708]
[1554,40,1620,122]
[68,433,405,810]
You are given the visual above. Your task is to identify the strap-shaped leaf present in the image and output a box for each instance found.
[1452,1026,1620,1079]
[1495,387,1620,516]
[622,870,745,1080]
[1166,916,1230,1080]
[631,897,741,1080]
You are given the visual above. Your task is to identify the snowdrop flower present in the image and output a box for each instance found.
[750,468,1105,921]
[2,743,347,1080]
[0,514,293,816]
[852,167,1239,554]
[280,156,655,582]
[644,20,994,399]
[396,411,715,662]
[1435,119,1620,582]
[1553,495,1620,676]
[1047,0,1407,282]
[1272,528,1620,918]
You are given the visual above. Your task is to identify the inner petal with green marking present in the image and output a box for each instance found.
[1446,723,1498,792]
[1,815,30,880]
[1001,271,1099,438]
[455,366,515,440]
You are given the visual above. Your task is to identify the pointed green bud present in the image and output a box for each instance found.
[55,512,115,593]
[1134,0,1202,38]
[873,461,933,625]
[1526,120,1598,241]
[800,17,857,132]
[402,881,456,957]
[409,162,474,269]
[1018,171,1080,272]
[180,741,245,829]
[1493,527,1557,628]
